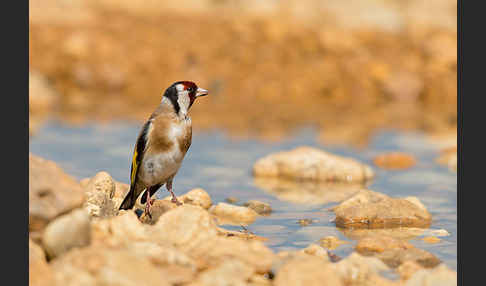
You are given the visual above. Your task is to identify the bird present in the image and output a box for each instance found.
[119,81,208,217]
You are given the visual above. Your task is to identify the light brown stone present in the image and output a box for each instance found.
[355,236,441,268]
[42,208,91,259]
[333,189,432,228]
[244,200,272,215]
[210,202,259,225]
[274,253,342,286]
[29,239,55,286]
[405,264,457,286]
[373,152,417,170]
[29,154,85,234]
[253,146,374,183]
[163,188,212,209]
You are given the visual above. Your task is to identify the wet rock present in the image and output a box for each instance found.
[338,227,426,241]
[333,189,432,228]
[422,236,441,244]
[373,152,417,170]
[83,171,118,218]
[297,218,314,226]
[319,236,348,250]
[216,226,268,242]
[405,264,457,286]
[226,197,239,204]
[29,154,85,235]
[244,200,272,215]
[355,236,441,268]
[254,177,362,205]
[274,252,342,286]
[163,188,212,209]
[210,202,259,225]
[253,146,374,183]
[42,208,91,259]
[29,238,55,286]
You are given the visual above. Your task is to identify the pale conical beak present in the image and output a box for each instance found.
[196,87,209,97]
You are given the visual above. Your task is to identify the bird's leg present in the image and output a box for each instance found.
[144,190,153,218]
[167,179,182,206]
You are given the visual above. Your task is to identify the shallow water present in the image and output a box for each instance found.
[29,121,457,271]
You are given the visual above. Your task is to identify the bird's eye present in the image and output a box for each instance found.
[187,87,194,92]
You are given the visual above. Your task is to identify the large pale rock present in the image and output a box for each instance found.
[51,246,171,286]
[210,202,259,225]
[83,171,118,218]
[42,208,91,259]
[405,264,457,286]
[29,239,55,286]
[163,188,212,209]
[91,211,148,247]
[192,260,254,286]
[355,236,441,268]
[333,189,432,228]
[29,154,85,235]
[331,252,395,286]
[274,253,343,286]
[150,205,275,274]
[254,177,362,205]
[253,146,374,183]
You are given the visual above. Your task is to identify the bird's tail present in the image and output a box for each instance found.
[119,185,137,210]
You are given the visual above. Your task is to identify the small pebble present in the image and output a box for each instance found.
[318,236,347,250]
[226,197,239,204]
[373,152,416,170]
[244,200,272,215]
[423,236,441,244]
[430,229,450,237]
[297,219,313,226]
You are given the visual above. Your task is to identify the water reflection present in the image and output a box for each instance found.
[254,177,364,205]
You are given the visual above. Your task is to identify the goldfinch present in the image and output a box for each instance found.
[119,81,208,216]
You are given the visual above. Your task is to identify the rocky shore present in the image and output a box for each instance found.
[29,151,456,286]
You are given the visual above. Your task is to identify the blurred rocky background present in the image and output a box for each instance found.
[29,0,456,146]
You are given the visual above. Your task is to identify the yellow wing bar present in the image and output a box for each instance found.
[131,149,138,183]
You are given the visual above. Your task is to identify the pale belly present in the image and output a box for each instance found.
[139,148,184,187]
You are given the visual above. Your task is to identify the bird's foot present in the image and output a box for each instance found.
[171,196,183,206]
[144,200,153,219]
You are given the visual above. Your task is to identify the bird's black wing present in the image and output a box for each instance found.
[119,120,152,210]
[130,120,151,187]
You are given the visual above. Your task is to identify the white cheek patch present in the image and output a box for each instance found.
[177,93,190,116]
[176,84,185,92]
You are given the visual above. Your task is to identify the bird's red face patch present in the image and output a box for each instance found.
[181,81,198,106]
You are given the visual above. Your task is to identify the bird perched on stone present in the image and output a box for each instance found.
[119,81,208,217]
